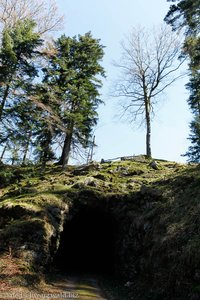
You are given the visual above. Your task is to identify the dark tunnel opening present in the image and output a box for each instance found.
[53,206,117,275]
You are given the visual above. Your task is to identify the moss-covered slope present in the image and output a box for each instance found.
[0,158,200,299]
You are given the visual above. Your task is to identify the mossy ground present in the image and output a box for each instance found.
[0,158,200,299]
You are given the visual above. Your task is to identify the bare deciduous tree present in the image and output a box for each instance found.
[114,24,186,158]
[0,0,64,35]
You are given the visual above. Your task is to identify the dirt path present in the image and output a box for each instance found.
[0,274,108,300]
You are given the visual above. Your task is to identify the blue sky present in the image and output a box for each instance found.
[56,0,191,163]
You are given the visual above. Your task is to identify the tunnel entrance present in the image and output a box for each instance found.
[53,206,117,275]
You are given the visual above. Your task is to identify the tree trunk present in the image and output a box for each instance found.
[0,144,7,160]
[22,132,32,164]
[59,130,73,169]
[40,131,53,170]
[0,84,10,120]
[59,133,72,168]
[11,149,17,165]
[87,135,95,163]
[198,101,200,117]
[145,98,152,158]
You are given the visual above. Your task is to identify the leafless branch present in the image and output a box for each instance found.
[113,24,186,157]
[0,0,64,36]
[113,24,185,123]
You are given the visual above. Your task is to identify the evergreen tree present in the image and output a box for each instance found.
[0,26,105,166]
[43,32,105,167]
[165,0,200,162]
[0,19,43,163]
[164,0,200,34]
[0,19,43,120]
[185,116,200,162]
[4,96,39,164]
[31,84,60,167]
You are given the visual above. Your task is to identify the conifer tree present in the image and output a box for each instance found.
[0,19,43,120]
[0,19,43,163]
[43,32,105,167]
[165,0,200,161]
[30,84,60,167]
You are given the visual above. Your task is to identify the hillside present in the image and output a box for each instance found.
[0,157,200,300]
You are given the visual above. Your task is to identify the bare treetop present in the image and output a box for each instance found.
[113,24,186,158]
[117,25,185,109]
[0,0,64,34]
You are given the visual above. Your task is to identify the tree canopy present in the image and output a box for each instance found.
[0,20,105,167]
[0,0,63,35]
[165,0,200,162]
[165,0,200,34]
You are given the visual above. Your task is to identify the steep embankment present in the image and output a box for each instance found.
[0,158,200,299]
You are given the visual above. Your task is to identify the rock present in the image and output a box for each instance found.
[149,160,159,170]
[72,177,99,188]
[83,177,98,187]
[122,169,145,176]
[73,162,101,175]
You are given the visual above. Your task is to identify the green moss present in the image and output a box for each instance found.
[0,160,200,299]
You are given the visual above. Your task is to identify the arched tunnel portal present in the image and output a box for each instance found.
[53,204,117,275]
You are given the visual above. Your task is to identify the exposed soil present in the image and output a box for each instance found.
[0,274,108,300]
